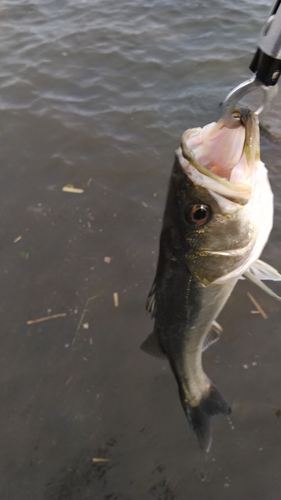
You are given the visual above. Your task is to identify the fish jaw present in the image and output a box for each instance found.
[178,110,273,285]
[213,164,273,283]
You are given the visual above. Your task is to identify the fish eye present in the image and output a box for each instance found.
[185,204,211,226]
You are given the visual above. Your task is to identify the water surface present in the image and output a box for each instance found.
[1,1,281,499]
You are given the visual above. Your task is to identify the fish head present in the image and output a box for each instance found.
[176,108,273,285]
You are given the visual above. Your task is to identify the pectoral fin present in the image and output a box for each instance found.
[202,321,223,352]
[241,259,281,301]
[244,270,281,301]
[247,259,281,281]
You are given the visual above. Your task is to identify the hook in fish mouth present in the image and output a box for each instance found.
[220,76,278,128]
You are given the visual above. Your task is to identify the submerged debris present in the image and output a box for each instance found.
[72,290,106,347]
[27,313,67,325]
[113,292,119,307]
[62,185,84,194]
[247,292,268,319]
[92,458,110,463]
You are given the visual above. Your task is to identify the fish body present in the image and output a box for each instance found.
[142,109,273,451]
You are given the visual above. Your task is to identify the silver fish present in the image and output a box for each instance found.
[142,108,274,451]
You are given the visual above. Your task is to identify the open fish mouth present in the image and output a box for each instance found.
[177,107,274,283]
[178,108,260,206]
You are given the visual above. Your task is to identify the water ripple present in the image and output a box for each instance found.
[0,0,278,140]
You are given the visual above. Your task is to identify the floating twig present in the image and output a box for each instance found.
[72,290,106,347]
[62,185,84,194]
[92,458,110,463]
[65,373,75,386]
[27,313,67,325]
[113,292,119,307]
[247,292,268,319]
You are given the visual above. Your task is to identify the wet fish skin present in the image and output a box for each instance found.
[142,153,256,451]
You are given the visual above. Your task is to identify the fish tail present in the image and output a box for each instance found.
[181,385,231,452]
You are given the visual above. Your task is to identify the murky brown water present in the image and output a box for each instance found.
[1,1,281,499]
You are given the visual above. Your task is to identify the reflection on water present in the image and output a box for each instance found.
[1,1,281,499]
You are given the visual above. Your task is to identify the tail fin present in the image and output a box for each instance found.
[181,385,231,452]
